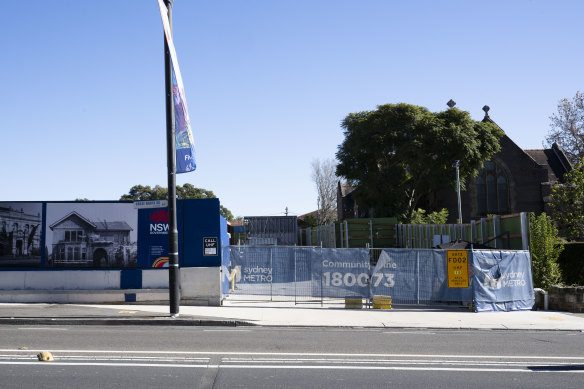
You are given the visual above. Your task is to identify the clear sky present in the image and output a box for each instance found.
[2,1,582,218]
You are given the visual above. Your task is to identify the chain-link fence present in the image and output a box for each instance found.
[226,246,473,305]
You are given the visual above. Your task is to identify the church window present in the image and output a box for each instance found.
[476,161,509,216]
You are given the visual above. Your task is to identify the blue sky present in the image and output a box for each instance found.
[2,1,582,218]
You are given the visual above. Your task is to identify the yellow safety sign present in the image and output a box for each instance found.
[447,250,469,288]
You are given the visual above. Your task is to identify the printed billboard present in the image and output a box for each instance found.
[0,202,43,267]
[45,203,138,268]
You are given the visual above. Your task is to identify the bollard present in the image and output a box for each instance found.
[345,296,364,309]
[372,295,392,309]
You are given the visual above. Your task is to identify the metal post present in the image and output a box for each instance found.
[163,0,180,317]
[416,251,420,305]
[493,215,501,249]
[270,247,273,301]
[520,212,529,250]
[369,219,374,249]
[294,250,297,305]
[454,160,463,224]
[344,220,349,248]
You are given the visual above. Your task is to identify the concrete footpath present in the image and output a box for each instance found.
[1,298,584,331]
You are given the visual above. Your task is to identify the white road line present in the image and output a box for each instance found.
[202,329,252,332]
[0,361,582,373]
[0,349,583,360]
[16,328,68,331]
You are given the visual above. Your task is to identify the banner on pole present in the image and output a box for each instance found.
[158,0,197,174]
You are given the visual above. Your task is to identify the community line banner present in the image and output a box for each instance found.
[158,0,197,173]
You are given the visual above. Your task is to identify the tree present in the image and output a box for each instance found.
[547,91,584,164]
[550,159,584,241]
[311,158,338,225]
[120,183,234,221]
[335,103,503,222]
[529,212,563,290]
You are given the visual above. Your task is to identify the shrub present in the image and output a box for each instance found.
[529,212,563,290]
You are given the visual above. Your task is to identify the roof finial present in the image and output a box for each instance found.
[447,99,456,108]
[482,105,490,118]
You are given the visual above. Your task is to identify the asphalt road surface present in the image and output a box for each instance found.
[0,325,583,388]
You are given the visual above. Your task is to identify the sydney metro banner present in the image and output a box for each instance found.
[0,200,223,269]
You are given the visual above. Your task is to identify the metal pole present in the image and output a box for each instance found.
[455,160,462,225]
[164,0,180,317]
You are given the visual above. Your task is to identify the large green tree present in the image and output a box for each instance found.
[550,159,584,241]
[336,103,503,221]
[120,183,234,221]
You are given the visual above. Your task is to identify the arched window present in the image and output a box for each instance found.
[476,161,509,216]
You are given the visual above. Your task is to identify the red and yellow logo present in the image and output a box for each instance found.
[152,257,169,268]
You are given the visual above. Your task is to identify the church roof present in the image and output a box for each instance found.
[524,144,572,183]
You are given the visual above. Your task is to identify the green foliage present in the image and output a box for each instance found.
[299,214,319,228]
[335,103,503,222]
[550,159,584,241]
[529,212,563,290]
[120,184,234,221]
[409,208,449,224]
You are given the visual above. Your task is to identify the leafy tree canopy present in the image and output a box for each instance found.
[550,159,584,241]
[336,103,503,222]
[547,91,584,164]
[120,183,234,221]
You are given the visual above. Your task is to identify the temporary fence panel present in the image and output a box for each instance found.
[315,248,370,299]
[371,249,472,304]
[471,250,534,312]
[226,246,532,309]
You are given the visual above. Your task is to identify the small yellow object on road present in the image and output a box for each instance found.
[37,351,54,362]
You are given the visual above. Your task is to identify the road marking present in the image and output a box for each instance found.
[16,328,68,331]
[0,361,582,373]
[382,331,437,335]
[202,329,252,332]
[1,349,583,360]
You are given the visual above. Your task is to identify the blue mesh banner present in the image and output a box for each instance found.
[226,247,531,309]
[471,250,534,312]
[312,248,371,298]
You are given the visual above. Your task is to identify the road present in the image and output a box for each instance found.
[0,325,583,388]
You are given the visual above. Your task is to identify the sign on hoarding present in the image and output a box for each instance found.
[134,200,168,209]
[447,250,469,288]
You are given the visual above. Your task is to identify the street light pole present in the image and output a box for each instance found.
[454,160,462,225]
[163,0,180,317]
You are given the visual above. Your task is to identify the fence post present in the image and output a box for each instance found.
[270,246,273,301]
[493,215,501,249]
[332,223,337,248]
[520,212,529,250]
[345,220,349,248]
[480,218,487,244]
[320,246,324,307]
[294,249,297,305]
[416,251,420,305]
[369,219,374,249]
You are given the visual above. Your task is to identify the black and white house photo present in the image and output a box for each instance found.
[0,202,43,267]
[45,203,138,268]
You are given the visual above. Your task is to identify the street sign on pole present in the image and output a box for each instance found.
[134,200,168,209]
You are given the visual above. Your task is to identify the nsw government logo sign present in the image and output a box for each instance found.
[149,209,169,235]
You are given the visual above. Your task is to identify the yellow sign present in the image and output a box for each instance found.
[447,250,469,288]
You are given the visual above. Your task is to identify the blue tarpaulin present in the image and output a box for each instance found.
[471,250,535,312]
